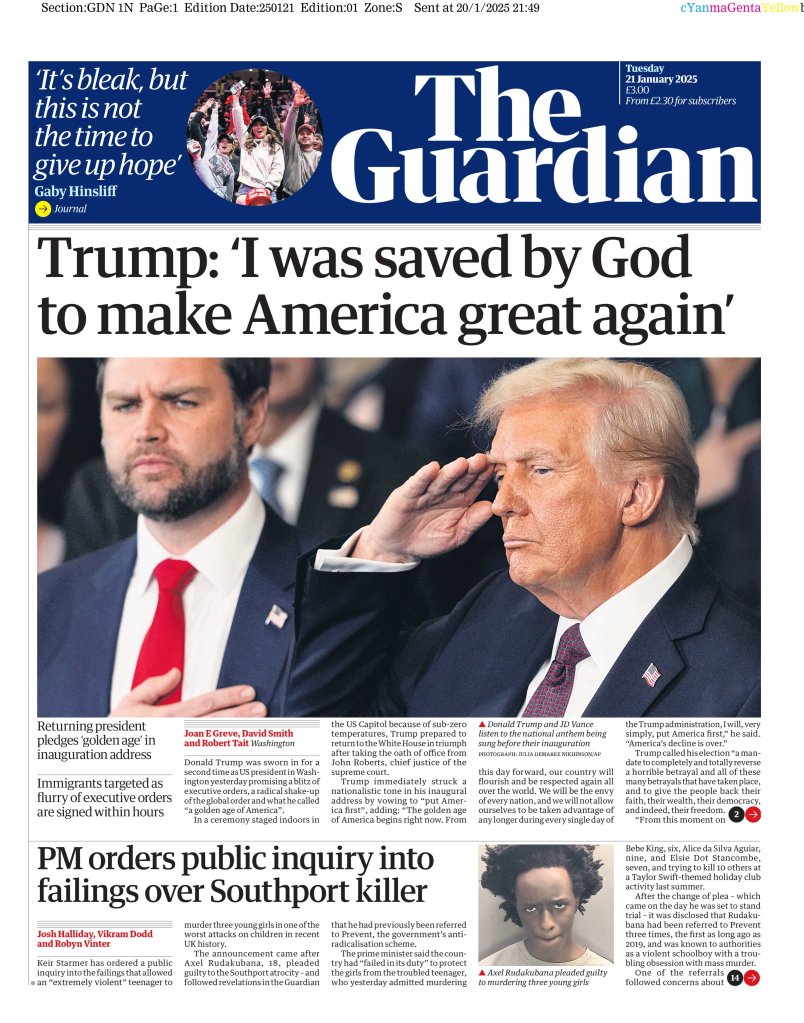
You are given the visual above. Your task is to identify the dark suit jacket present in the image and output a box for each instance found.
[63,407,426,559]
[288,552,760,718]
[38,507,305,717]
[296,407,425,539]
[61,406,500,616]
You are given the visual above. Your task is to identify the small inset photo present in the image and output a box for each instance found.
[479,844,614,967]
[185,68,323,205]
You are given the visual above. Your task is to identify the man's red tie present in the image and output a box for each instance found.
[131,559,197,704]
[521,623,590,717]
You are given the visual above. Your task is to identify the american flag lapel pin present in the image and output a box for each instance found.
[266,604,289,629]
[642,663,661,687]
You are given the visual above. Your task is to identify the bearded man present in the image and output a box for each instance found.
[38,358,304,718]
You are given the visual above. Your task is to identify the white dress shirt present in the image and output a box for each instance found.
[109,487,266,708]
[314,528,419,573]
[249,401,321,525]
[520,537,693,716]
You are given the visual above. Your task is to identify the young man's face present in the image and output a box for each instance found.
[101,358,261,523]
[297,127,315,151]
[514,866,581,963]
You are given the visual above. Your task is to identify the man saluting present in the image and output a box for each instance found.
[290,358,759,718]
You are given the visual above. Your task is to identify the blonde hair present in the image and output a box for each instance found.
[475,359,699,542]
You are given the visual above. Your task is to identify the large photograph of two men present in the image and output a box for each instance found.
[37,355,759,720]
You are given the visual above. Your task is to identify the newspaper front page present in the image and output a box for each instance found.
[15,3,800,1019]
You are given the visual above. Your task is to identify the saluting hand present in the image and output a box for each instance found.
[352,453,494,563]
